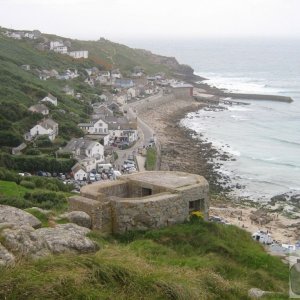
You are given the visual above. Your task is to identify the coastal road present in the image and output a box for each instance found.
[113,92,162,171]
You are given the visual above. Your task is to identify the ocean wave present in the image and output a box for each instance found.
[227,106,252,112]
[245,155,299,168]
[230,115,249,121]
[268,137,300,147]
[197,72,285,95]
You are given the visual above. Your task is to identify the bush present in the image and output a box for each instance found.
[0,167,21,183]
[25,148,41,155]
[35,136,52,147]
[20,180,35,189]
[0,195,34,209]
[24,191,67,209]
[45,183,59,191]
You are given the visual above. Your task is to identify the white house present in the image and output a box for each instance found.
[68,51,88,59]
[40,93,58,106]
[105,116,138,144]
[78,119,109,135]
[63,85,75,96]
[53,46,68,54]
[28,104,49,115]
[111,69,122,79]
[114,91,128,106]
[62,138,104,161]
[50,41,64,50]
[29,118,58,141]
[127,87,140,99]
[24,32,35,39]
[72,163,87,181]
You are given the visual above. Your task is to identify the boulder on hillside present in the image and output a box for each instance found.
[0,243,15,267]
[0,205,41,229]
[1,223,98,260]
[59,211,92,228]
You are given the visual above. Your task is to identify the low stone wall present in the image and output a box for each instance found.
[111,192,187,233]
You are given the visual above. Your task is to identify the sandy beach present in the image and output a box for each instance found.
[135,90,299,245]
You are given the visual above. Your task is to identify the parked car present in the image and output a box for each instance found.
[89,173,96,182]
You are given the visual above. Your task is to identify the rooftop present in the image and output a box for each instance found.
[123,171,205,189]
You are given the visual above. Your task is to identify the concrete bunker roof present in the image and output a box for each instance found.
[123,171,207,190]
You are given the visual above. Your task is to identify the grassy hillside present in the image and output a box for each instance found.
[0,220,288,299]
[0,26,194,152]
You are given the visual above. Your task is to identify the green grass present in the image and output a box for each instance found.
[145,148,157,171]
[0,220,289,299]
[0,180,29,197]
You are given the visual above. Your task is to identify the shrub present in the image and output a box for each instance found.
[0,167,21,183]
[20,180,35,189]
[25,148,41,155]
[45,183,59,191]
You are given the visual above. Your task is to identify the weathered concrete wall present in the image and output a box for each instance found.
[111,193,187,233]
[68,196,103,229]
[69,171,210,233]
[177,182,210,220]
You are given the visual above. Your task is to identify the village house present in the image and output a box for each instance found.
[144,85,156,95]
[127,87,140,99]
[78,119,109,135]
[21,64,30,71]
[131,66,144,77]
[84,77,95,87]
[93,104,114,117]
[99,91,114,102]
[113,91,128,106]
[61,138,104,161]
[28,103,49,115]
[28,118,58,141]
[113,79,134,89]
[71,163,87,181]
[105,116,138,144]
[106,101,122,114]
[68,50,88,59]
[62,85,75,96]
[50,41,68,54]
[24,32,35,39]
[7,31,23,39]
[57,69,79,80]
[111,69,122,79]
[40,93,58,106]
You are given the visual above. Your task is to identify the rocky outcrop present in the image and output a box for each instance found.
[0,243,15,267]
[248,288,276,299]
[0,223,99,263]
[0,205,41,228]
[58,211,92,228]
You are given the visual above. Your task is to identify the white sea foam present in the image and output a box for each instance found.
[227,106,252,112]
[197,73,282,95]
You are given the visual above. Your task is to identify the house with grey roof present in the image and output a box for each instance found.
[40,93,58,106]
[27,118,58,141]
[61,138,104,161]
[105,116,138,144]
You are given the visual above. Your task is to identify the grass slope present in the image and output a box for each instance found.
[0,220,289,299]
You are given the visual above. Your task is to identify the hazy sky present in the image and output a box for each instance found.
[1,0,300,41]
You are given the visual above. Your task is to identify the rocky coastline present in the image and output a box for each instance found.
[137,89,299,245]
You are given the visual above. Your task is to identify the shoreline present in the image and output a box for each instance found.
[136,92,299,245]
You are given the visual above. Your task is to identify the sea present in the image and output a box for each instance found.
[124,38,300,202]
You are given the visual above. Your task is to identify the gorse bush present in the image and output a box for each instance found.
[0,167,21,183]
[19,180,35,189]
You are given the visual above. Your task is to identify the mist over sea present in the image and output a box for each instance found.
[125,38,300,201]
